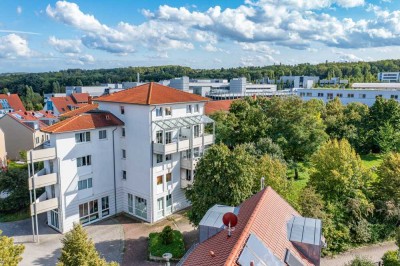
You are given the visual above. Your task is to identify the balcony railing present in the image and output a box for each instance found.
[30,192,58,215]
[28,168,57,190]
[27,147,56,163]
[181,157,200,170]
[153,138,190,154]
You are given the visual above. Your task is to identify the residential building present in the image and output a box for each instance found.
[0,93,26,115]
[0,129,6,167]
[280,76,320,89]
[179,187,324,266]
[378,72,400,83]
[66,84,123,97]
[319,77,348,86]
[59,103,99,119]
[0,111,51,160]
[44,93,90,116]
[28,83,215,234]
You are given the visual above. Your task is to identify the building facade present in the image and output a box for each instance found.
[29,83,215,234]
[378,72,400,83]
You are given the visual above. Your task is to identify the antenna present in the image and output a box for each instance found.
[222,212,238,238]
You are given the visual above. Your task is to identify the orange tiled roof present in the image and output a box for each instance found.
[50,96,76,114]
[0,94,26,112]
[6,111,49,131]
[36,110,57,119]
[71,93,89,103]
[60,103,99,118]
[95,82,210,105]
[204,100,235,115]
[182,187,314,266]
[42,111,124,133]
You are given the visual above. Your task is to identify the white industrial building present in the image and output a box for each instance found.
[280,76,320,89]
[27,83,214,236]
[296,83,400,106]
[319,77,348,86]
[378,72,400,83]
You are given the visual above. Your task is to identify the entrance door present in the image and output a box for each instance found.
[157,198,164,219]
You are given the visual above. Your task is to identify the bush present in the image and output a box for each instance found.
[148,228,185,259]
[382,250,400,266]
[352,219,371,244]
[160,226,174,245]
[345,256,375,266]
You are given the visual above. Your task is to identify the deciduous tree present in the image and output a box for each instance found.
[0,230,24,266]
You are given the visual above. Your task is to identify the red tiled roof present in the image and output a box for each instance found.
[95,82,210,105]
[42,111,124,133]
[204,100,235,115]
[0,94,26,112]
[50,96,81,114]
[60,104,99,118]
[71,93,89,103]
[37,110,57,119]
[182,187,314,266]
[6,111,48,131]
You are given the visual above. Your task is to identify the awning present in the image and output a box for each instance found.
[153,115,214,130]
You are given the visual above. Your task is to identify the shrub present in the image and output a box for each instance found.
[352,219,371,244]
[148,228,185,259]
[382,250,400,266]
[160,226,174,245]
[345,256,375,266]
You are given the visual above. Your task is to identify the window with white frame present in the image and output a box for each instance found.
[166,194,172,214]
[165,107,172,116]
[36,137,40,144]
[78,178,92,190]
[122,170,127,180]
[122,127,125,137]
[157,175,163,186]
[166,173,172,183]
[194,104,199,113]
[156,107,163,117]
[182,149,191,159]
[99,130,107,139]
[194,125,200,138]
[186,105,192,113]
[165,154,172,162]
[77,155,91,167]
[102,196,109,217]
[120,106,125,115]
[122,149,126,159]
[194,147,200,157]
[135,196,147,219]
[75,132,91,143]
[128,193,133,213]
[79,200,98,224]
[165,131,172,144]
[156,154,163,163]
[156,130,163,144]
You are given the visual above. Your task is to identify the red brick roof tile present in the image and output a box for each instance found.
[71,93,89,103]
[0,94,26,112]
[95,82,210,105]
[60,104,99,118]
[204,100,235,115]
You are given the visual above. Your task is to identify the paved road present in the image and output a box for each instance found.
[0,213,124,265]
[321,241,397,266]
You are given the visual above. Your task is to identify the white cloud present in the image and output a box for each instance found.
[0,34,32,58]
[48,36,82,54]
[335,51,363,62]
[16,6,22,15]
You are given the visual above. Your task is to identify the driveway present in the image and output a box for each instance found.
[0,213,124,265]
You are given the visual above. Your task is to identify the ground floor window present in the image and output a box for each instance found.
[157,197,164,219]
[102,196,109,217]
[135,196,147,219]
[128,193,133,213]
[50,208,59,229]
[166,194,172,215]
[79,200,99,224]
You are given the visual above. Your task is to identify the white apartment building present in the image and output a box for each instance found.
[28,83,214,235]
[378,72,400,83]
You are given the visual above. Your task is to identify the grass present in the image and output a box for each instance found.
[0,208,30,223]
[7,161,27,169]
[360,153,383,169]
[149,230,185,259]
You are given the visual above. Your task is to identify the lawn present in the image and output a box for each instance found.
[0,208,30,223]
[148,229,185,259]
[360,153,383,169]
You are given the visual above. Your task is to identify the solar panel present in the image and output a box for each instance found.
[285,249,304,266]
[287,216,322,245]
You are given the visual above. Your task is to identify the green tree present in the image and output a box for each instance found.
[2,88,9,94]
[299,186,325,219]
[0,230,24,266]
[52,81,61,93]
[0,167,30,213]
[382,250,400,266]
[256,154,290,197]
[345,256,375,266]
[58,224,118,266]
[185,144,258,225]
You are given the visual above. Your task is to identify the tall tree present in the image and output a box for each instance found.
[0,230,24,266]
[0,167,30,213]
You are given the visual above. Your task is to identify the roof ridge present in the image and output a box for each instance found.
[5,113,35,132]
[224,187,271,266]
[146,82,153,104]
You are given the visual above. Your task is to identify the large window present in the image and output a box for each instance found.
[78,178,92,190]
[165,131,172,144]
[182,149,191,160]
[77,155,91,167]
[156,107,163,117]
[50,209,59,229]
[157,197,164,219]
[194,104,199,113]
[165,107,172,116]
[75,132,91,143]
[135,196,147,219]
[186,105,192,114]
[79,200,99,224]
[156,131,163,144]
[156,154,163,164]
[128,194,133,213]
[102,196,109,217]
[99,130,107,139]
[194,125,200,138]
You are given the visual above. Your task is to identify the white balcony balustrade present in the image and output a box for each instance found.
[30,192,58,215]
[28,168,57,190]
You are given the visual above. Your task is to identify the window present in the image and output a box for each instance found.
[102,196,109,217]
[186,169,192,181]
[360,94,366,99]
[50,209,59,229]
[186,105,192,113]
[122,127,125,137]
[36,137,40,144]
[194,147,200,157]
[120,106,125,115]
[156,154,163,163]
[348,94,354,98]
[337,93,343,98]
[391,95,399,99]
[128,194,133,213]
[122,170,127,180]
[156,107,163,117]
[135,196,147,219]
[166,173,172,182]
[99,130,107,139]
[299,92,305,97]
[122,149,126,159]
[165,131,172,144]
[157,197,164,219]
[317,93,324,97]
[157,175,163,185]
[78,178,93,190]
[327,93,333,99]
[376,95,383,99]
[306,92,312,97]
[194,104,199,113]
[194,125,200,138]
[166,194,172,214]
[165,107,172,116]
[156,130,163,144]
[75,132,91,143]
[77,155,91,167]
[50,185,56,198]
[182,149,191,159]
[79,200,98,224]
[165,154,172,161]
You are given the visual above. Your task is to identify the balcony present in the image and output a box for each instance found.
[181,157,200,170]
[193,133,214,147]
[153,138,190,154]
[30,192,58,215]
[27,147,56,163]
[181,178,193,189]
[28,168,57,190]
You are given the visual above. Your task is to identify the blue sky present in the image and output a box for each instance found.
[1,0,400,73]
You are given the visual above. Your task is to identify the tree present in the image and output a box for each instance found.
[52,81,61,93]
[0,167,30,213]
[382,250,400,266]
[2,88,9,94]
[345,256,375,266]
[299,186,325,219]
[58,223,117,266]
[0,230,24,266]
[185,144,258,225]
[256,154,290,197]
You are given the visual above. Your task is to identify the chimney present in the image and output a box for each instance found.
[6,92,10,96]
[88,96,93,104]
